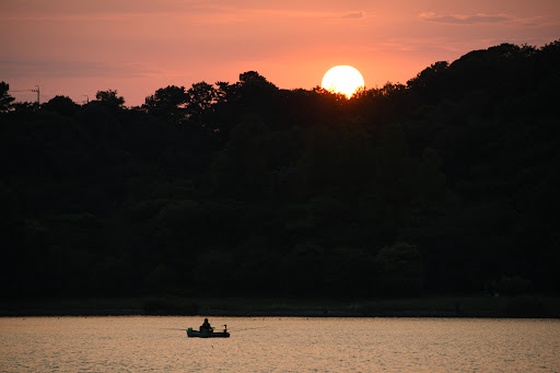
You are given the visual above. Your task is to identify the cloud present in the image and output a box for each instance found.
[419,12,512,24]
[341,11,365,19]
[0,0,226,22]
[0,59,158,79]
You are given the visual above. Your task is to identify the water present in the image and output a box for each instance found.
[1,317,559,372]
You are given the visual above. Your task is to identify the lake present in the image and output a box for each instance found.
[1,317,559,372]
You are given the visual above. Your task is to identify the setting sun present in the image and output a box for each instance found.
[321,65,365,98]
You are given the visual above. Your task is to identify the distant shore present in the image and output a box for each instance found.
[2,295,559,318]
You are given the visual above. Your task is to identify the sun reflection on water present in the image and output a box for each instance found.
[1,317,559,372]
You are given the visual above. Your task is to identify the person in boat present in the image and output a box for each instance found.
[200,318,213,332]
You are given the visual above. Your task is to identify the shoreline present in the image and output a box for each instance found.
[1,295,559,318]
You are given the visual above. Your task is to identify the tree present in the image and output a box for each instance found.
[239,71,266,84]
[12,102,37,113]
[206,115,271,201]
[282,243,326,295]
[95,89,125,108]
[143,85,188,124]
[0,81,15,112]
[215,81,234,103]
[407,61,449,103]
[376,242,424,296]
[407,61,449,89]
[42,95,80,116]
[237,71,279,100]
[185,82,217,124]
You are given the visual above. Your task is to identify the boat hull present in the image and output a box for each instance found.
[187,328,230,338]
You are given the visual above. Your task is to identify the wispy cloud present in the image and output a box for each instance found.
[419,12,512,24]
[341,11,365,19]
[0,0,222,22]
[0,59,159,79]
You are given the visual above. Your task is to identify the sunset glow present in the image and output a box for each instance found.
[1,1,559,105]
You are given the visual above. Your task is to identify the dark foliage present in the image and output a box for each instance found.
[1,41,559,299]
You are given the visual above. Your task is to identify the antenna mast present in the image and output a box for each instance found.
[31,85,40,105]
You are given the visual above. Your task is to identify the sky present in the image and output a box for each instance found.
[1,0,559,106]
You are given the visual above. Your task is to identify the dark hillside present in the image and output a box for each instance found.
[1,41,559,300]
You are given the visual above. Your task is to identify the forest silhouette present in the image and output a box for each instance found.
[1,41,559,301]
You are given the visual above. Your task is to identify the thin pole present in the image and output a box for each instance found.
[31,85,40,105]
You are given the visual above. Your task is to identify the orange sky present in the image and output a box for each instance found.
[2,0,559,106]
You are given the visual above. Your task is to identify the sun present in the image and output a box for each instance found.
[321,65,365,98]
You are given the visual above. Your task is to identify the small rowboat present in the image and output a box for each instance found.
[187,325,230,338]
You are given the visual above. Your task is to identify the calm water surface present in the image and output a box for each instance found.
[1,317,559,372]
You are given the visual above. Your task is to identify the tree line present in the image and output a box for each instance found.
[1,41,559,299]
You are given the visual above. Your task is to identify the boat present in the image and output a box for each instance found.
[187,325,230,338]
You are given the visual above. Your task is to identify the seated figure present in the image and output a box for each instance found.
[200,318,213,332]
